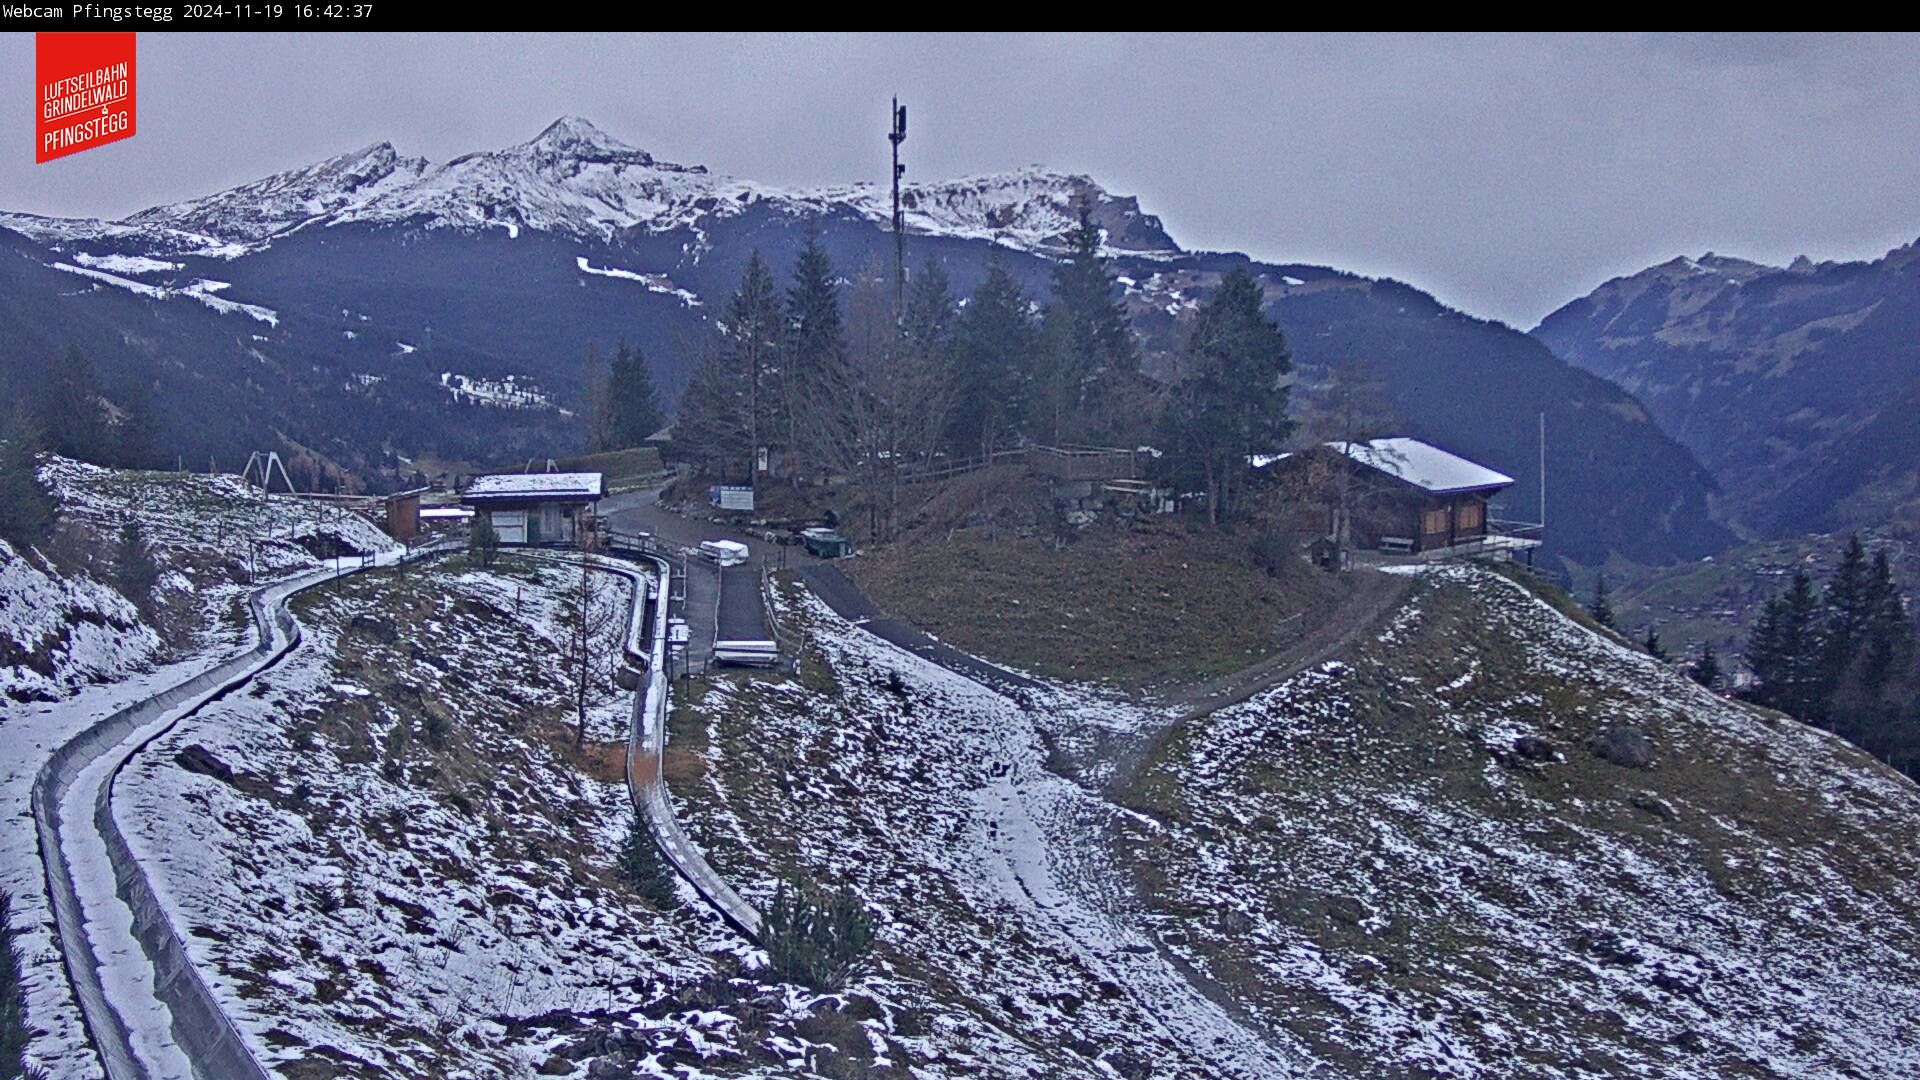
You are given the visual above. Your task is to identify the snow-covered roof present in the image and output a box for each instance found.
[1335,438,1513,494]
[463,472,604,501]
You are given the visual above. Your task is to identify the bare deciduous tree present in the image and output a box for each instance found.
[798,259,952,542]
[558,554,622,748]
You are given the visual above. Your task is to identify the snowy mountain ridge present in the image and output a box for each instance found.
[5,115,1179,257]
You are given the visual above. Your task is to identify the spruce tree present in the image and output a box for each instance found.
[1589,574,1616,630]
[675,337,754,479]
[784,233,846,466]
[468,512,499,568]
[1159,267,1293,524]
[1,889,30,1080]
[39,345,109,463]
[948,255,1037,458]
[1051,204,1137,377]
[617,812,676,906]
[1819,535,1872,696]
[724,251,786,463]
[1747,569,1825,720]
[606,342,663,450]
[1040,203,1137,442]
[761,877,877,991]
[1691,642,1721,690]
[114,378,159,470]
[1642,626,1667,662]
[1860,550,1914,698]
[0,408,54,551]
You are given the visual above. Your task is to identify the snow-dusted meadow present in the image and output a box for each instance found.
[2,461,401,1077]
[666,583,1312,1079]
[1120,564,1920,1078]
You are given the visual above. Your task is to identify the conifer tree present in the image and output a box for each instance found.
[1589,574,1616,630]
[468,512,499,568]
[761,877,877,991]
[1158,267,1293,525]
[1691,642,1721,690]
[617,812,676,906]
[113,519,160,613]
[1860,550,1915,698]
[948,255,1036,458]
[1038,204,1136,443]
[39,345,109,463]
[0,408,54,550]
[897,259,958,470]
[1819,535,1872,694]
[725,251,786,466]
[1,889,30,1080]
[675,333,754,480]
[1642,626,1667,662]
[606,342,663,450]
[1747,569,1825,720]
[784,233,846,466]
[114,378,159,470]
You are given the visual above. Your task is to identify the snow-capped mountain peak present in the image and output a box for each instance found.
[519,115,672,166]
[125,139,430,243]
[6,116,1179,256]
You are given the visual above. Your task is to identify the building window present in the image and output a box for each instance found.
[1422,508,1450,535]
[1456,500,1484,530]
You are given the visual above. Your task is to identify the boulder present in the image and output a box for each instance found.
[350,613,399,643]
[1589,726,1654,768]
[1513,734,1559,763]
[1631,791,1679,821]
[174,744,235,783]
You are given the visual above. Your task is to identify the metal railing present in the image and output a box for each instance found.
[623,554,764,938]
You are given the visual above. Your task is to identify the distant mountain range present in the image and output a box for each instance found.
[0,117,1729,566]
[1535,242,1920,538]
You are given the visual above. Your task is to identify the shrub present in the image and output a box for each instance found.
[2,889,33,1080]
[618,812,676,906]
[761,878,876,991]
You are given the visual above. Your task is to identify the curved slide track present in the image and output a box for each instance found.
[521,549,763,939]
[30,549,438,1080]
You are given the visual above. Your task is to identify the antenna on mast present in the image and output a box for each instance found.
[889,97,907,315]
[1539,411,1547,528]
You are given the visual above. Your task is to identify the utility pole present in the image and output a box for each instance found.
[889,97,907,316]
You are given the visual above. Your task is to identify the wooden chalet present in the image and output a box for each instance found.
[1263,437,1538,557]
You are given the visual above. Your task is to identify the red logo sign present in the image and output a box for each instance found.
[37,33,137,164]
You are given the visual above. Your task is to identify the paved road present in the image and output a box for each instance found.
[600,488,772,660]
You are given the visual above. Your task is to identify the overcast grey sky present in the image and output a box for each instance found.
[5,32,1919,326]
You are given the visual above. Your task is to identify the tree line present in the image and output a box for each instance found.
[1741,536,1918,775]
[673,207,1295,538]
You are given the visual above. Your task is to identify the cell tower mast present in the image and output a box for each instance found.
[889,97,907,315]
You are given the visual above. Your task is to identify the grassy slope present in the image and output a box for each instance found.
[665,578,1287,1080]
[847,520,1352,688]
[1118,564,1920,1078]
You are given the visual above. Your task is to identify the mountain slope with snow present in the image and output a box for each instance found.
[0,116,1725,565]
[1119,563,1920,1078]
[1535,241,1920,535]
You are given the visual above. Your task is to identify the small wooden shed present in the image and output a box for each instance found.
[462,472,605,546]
